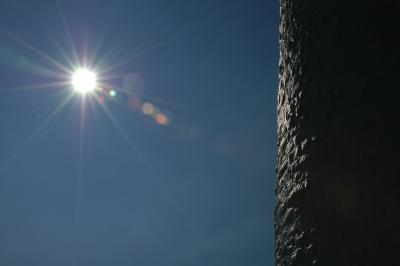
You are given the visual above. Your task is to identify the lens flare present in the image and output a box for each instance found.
[155,113,169,125]
[142,102,155,115]
[72,68,97,94]
[109,90,117,97]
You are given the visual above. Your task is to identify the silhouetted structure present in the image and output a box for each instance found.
[276,1,399,265]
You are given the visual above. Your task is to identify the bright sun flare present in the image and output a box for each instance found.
[72,69,97,94]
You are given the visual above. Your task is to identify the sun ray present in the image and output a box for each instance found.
[98,41,163,74]
[98,3,175,70]
[92,38,141,72]
[96,72,128,81]
[78,97,87,171]
[91,12,157,71]
[87,2,122,68]
[92,23,166,73]
[0,93,74,172]
[0,44,66,79]
[86,95,102,129]
[97,14,201,74]
[49,36,77,71]
[56,0,80,67]
[72,95,87,261]
[1,29,72,75]
[98,11,215,74]
[0,81,69,95]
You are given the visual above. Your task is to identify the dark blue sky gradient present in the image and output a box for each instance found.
[0,0,279,265]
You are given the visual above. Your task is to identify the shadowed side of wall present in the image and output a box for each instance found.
[276,1,400,265]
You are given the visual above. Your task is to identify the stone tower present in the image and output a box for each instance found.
[275,1,399,265]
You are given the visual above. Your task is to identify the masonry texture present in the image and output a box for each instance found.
[275,1,399,265]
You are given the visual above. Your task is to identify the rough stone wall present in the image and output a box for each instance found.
[275,1,400,265]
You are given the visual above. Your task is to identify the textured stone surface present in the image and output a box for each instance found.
[276,1,400,265]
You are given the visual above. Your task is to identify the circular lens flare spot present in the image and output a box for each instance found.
[72,69,97,94]
[142,103,155,115]
[155,113,169,125]
[109,90,117,97]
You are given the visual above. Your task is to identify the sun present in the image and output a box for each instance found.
[71,68,97,94]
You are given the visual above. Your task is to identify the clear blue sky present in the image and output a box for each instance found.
[0,0,279,265]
